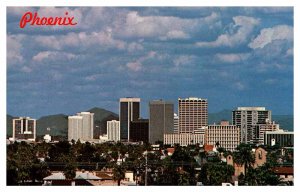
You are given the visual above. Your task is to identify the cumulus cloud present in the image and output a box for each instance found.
[125,51,157,72]
[249,25,293,49]
[196,16,260,47]
[7,35,24,65]
[115,11,219,40]
[126,62,143,72]
[32,51,77,62]
[173,55,196,67]
[234,82,246,90]
[160,30,189,40]
[127,42,144,53]
[215,53,250,63]
[35,31,126,51]
[286,48,293,56]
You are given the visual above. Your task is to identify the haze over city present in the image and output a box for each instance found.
[7,7,293,118]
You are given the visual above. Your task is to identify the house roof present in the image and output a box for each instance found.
[95,172,113,180]
[272,167,294,175]
[44,171,102,181]
[75,172,101,180]
[167,148,175,155]
[43,172,66,180]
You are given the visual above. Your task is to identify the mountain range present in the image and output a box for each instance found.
[6,108,293,138]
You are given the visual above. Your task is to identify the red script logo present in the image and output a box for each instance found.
[20,11,77,28]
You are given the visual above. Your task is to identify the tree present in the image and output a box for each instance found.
[199,162,234,185]
[233,143,255,176]
[112,164,125,186]
[29,159,50,184]
[63,163,76,180]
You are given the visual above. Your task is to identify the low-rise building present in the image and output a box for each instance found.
[206,121,240,151]
[164,133,204,146]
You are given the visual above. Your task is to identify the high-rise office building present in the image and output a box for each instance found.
[119,98,140,141]
[68,112,94,141]
[232,107,271,144]
[254,120,280,145]
[107,120,120,142]
[77,112,94,139]
[173,113,179,134]
[206,121,240,151]
[149,100,174,144]
[178,97,208,133]
[68,115,83,141]
[130,119,149,143]
[12,117,36,141]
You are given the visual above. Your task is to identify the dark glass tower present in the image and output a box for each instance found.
[119,98,140,141]
[149,100,174,144]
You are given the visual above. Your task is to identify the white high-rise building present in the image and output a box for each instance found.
[12,117,36,141]
[77,112,94,140]
[68,112,94,141]
[107,120,120,142]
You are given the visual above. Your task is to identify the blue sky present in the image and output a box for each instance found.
[7,7,293,118]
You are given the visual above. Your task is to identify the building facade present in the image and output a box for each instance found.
[129,119,149,143]
[107,120,120,142]
[253,120,280,145]
[119,98,140,141]
[264,130,294,147]
[206,121,240,151]
[68,112,94,141]
[68,115,83,141]
[164,133,205,146]
[178,97,208,134]
[173,113,179,134]
[12,117,36,141]
[232,107,271,144]
[149,100,174,144]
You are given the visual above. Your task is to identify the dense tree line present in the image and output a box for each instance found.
[7,141,290,186]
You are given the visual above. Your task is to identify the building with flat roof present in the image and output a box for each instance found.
[119,98,140,141]
[264,130,294,147]
[12,117,36,141]
[107,120,120,142]
[206,121,240,151]
[178,97,208,134]
[164,133,205,146]
[232,107,271,144]
[149,100,174,144]
[129,119,149,143]
[68,112,94,141]
[253,120,280,145]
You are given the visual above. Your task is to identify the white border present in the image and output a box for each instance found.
[1,1,298,192]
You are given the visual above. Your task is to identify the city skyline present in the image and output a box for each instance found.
[7,7,293,118]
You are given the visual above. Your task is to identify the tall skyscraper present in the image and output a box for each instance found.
[119,97,140,141]
[68,112,94,141]
[68,115,83,141]
[178,97,208,133]
[77,112,94,139]
[232,107,271,144]
[107,120,120,142]
[12,117,36,141]
[149,100,174,144]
